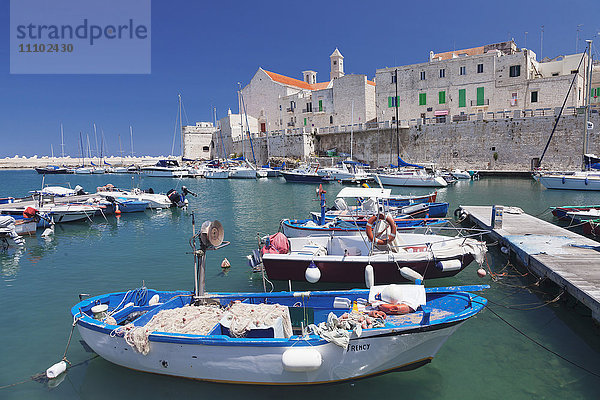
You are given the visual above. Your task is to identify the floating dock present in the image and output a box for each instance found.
[459,205,600,324]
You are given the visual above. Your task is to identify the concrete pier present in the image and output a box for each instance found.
[459,205,600,324]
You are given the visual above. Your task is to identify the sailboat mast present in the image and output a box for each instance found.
[179,94,184,159]
[583,39,593,167]
[350,100,354,160]
[51,144,54,161]
[395,69,400,163]
[60,123,65,158]
[239,86,257,166]
[93,123,99,164]
[130,126,134,158]
[119,134,124,165]
[79,131,84,166]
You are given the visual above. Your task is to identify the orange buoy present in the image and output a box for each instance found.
[115,205,121,215]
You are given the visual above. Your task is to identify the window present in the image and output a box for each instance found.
[477,63,483,73]
[306,102,312,112]
[388,96,399,107]
[260,122,266,132]
[459,66,466,75]
[329,116,333,124]
[476,87,485,106]
[531,91,538,103]
[552,72,559,76]
[420,71,426,80]
[438,91,446,104]
[318,100,323,112]
[203,146,210,152]
[509,65,521,77]
[571,69,578,74]
[391,73,397,83]
[458,89,466,108]
[419,93,426,106]
[511,93,518,106]
[439,69,445,78]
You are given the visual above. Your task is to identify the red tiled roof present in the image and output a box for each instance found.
[433,46,485,61]
[264,70,314,90]
[263,69,376,90]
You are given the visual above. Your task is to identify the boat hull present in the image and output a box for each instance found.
[77,319,461,384]
[204,170,230,179]
[282,172,326,183]
[262,253,475,283]
[284,219,448,238]
[538,174,600,190]
[229,168,258,179]
[141,168,190,178]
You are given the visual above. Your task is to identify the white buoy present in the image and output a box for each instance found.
[305,261,321,283]
[148,294,160,306]
[477,268,487,277]
[364,264,374,288]
[399,267,423,284]
[46,360,67,379]
[91,304,108,320]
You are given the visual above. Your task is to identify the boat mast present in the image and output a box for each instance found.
[119,134,124,165]
[130,126,134,158]
[583,39,593,168]
[51,144,54,162]
[93,123,99,165]
[350,100,354,160]
[239,84,257,166]
[395,69,400,164]
[60,123,65,158]
[79,131,84,166]
[179,94,184,159]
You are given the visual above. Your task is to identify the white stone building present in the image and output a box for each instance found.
[241,49,376,134]
[182,122,216,160]
[213,109,259,159]
[376,41,591,124]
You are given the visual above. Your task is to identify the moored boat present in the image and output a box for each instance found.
[68,219,488,385]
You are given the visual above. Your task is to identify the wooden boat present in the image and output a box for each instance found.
[551,205,600,222]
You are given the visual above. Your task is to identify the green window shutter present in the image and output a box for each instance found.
[459,89,466,107]
[476,87,484,106]
[318,100,323,112]
[419,93,426,106]
[438,91,446,104]
[304,118,307,126]
[388,96,392,107]
[396,96,400,107]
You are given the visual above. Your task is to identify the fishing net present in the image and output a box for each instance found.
[222,303,292,338]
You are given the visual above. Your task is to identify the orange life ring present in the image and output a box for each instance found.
[378,303,412,315]
[365,214,397,245]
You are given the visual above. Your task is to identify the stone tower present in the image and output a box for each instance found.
[330,48,344,80]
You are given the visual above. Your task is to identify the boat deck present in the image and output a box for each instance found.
[459,205,600,324]
[0,194,100,211]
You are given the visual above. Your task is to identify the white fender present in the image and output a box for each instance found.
[282,347,322,372]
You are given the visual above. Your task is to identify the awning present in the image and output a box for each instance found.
[434,110,449,116]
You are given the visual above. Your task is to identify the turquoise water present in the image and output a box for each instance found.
[1,171,599,399]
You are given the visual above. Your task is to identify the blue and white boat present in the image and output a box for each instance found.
[71,285,487,385]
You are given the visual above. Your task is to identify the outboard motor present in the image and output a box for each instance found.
[167,189,187,208]
[181,186,197,197]
[74,185,86,195]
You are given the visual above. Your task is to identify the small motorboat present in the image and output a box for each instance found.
[281,217,448,238]
[551,205,600,222]
[450,169,472,180]
[282,164,329,183]
[34,165,70,174]
[96,185,191,209]
[0,216,25,248]
[68,219,488,385]
[260,232,487,284]
[0,204,99,228]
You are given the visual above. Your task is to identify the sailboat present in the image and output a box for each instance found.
[535,40,599,190]
[74,132,93,174]
[36,124,70,174]
[141,95,190,178]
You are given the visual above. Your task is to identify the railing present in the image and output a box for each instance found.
[470,99,490,106]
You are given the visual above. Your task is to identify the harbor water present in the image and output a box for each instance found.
[1,170,599,399]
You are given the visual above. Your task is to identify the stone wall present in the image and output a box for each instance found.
[315,113,600,170]
[229,113,599,170]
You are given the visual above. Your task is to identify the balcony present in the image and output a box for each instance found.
[287,122,295,127]
[286,107,295,113]
[470,99,490,106]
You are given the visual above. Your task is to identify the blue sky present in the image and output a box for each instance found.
[2,0,600,157]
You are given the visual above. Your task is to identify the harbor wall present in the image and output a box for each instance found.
[315,113,600,170]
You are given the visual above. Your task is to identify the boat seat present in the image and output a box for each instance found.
[329,236,371,257]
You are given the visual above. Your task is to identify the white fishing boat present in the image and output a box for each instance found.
[1,204,98,227]
[68,219,488,385]
[318,160,371,181]
[229,165,258,179]
[376,168,448,187]
[96,186,188,208]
